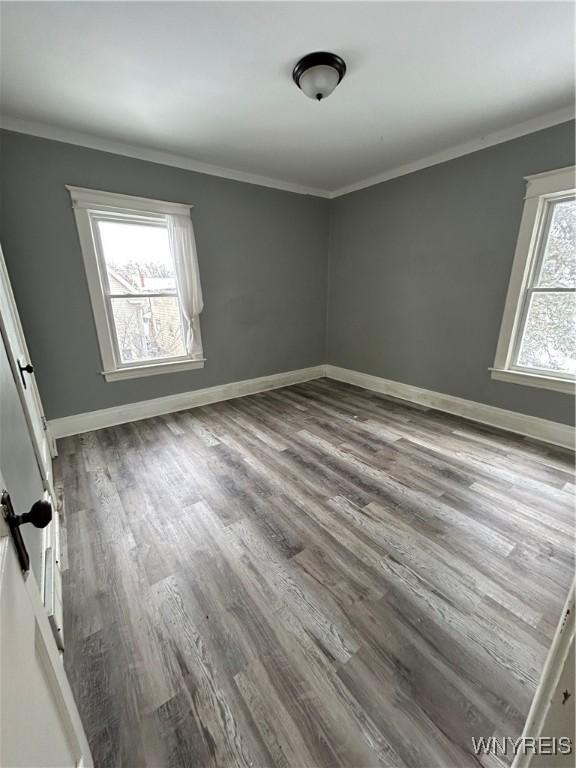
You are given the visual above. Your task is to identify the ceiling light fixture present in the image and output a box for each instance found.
[292,51,346,102]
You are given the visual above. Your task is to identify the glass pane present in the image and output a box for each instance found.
[97,219,177,295]
[110,296,186,364]
[536,199,576,288]
[517,292,576,374]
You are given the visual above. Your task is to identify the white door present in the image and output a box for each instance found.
[0,243,55,496]
[0,241,64,641]
[0,330,47,585]
[0,265,92,766]
[0,497,93,768]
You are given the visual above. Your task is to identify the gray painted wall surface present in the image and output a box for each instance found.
[1,123,574,426]
[327,121,575,425]
[0,130,329,419]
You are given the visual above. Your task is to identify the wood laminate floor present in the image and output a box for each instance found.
[55,378,575,768]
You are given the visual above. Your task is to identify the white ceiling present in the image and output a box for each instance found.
[0,1,574,196]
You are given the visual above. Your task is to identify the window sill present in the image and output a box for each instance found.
[102,358,205,382]
[490,367,575,394]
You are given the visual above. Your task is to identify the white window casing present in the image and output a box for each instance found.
[67,186,205,381]
[491,166,575,395]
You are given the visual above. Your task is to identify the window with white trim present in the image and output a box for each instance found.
[68,187,204,382]
[492,167,575,394]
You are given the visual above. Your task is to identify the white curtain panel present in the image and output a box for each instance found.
[167,213,204,354]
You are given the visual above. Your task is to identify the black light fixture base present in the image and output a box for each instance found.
[292,51,347,90]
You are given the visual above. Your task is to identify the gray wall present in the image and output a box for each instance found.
[0,130,329,419]
[327,121,575,426]
[1,123,574,426]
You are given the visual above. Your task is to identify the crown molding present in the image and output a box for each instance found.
[0,115,331,199]
[1,107,573,201]
[328,106,575,198]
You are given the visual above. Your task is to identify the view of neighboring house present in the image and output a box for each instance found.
[108,268,185,363]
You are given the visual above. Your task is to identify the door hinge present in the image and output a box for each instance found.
[41,416,48,431]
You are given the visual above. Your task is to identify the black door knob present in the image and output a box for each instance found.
[17,360,35,389]
[17,499,52,529]
[1,492,52,572]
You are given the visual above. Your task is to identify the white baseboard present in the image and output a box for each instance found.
[325,365,574,450]
[49,362,574,450]
[49,366,325,439]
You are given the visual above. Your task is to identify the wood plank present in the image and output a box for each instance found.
[56,378,574,768]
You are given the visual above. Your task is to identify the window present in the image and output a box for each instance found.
[492,167,575,394]
[68,187,204,381]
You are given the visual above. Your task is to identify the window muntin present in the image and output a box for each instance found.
[89,211,189,369]
[510,194,575,379]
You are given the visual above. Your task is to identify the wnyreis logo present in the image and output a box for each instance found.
[472,737,573,756]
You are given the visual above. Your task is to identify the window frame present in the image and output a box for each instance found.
[67,186,205,382]
[491,166,575,395]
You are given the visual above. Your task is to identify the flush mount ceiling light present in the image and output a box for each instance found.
[292,51,346,102]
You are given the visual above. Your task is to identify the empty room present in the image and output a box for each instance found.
[0,2,574,767]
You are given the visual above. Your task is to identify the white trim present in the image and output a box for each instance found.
[0,244,57,473]
[324,365,574,450]
[48,366,325,438]
[330,107,575,198]
[2,108,573,200]
[0,515,94,768]
[70,201,117,373]
[492,190,541,371]
[102,358,205,381]
[524,165,574,185]
[68,188,205,380]
[1,116,330,199]
[49,363,574,450]
[492,166,575,388]
[66,185,193,216]
[511,581,575,768]
[490,367,575,395]
[525,168,576,200]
